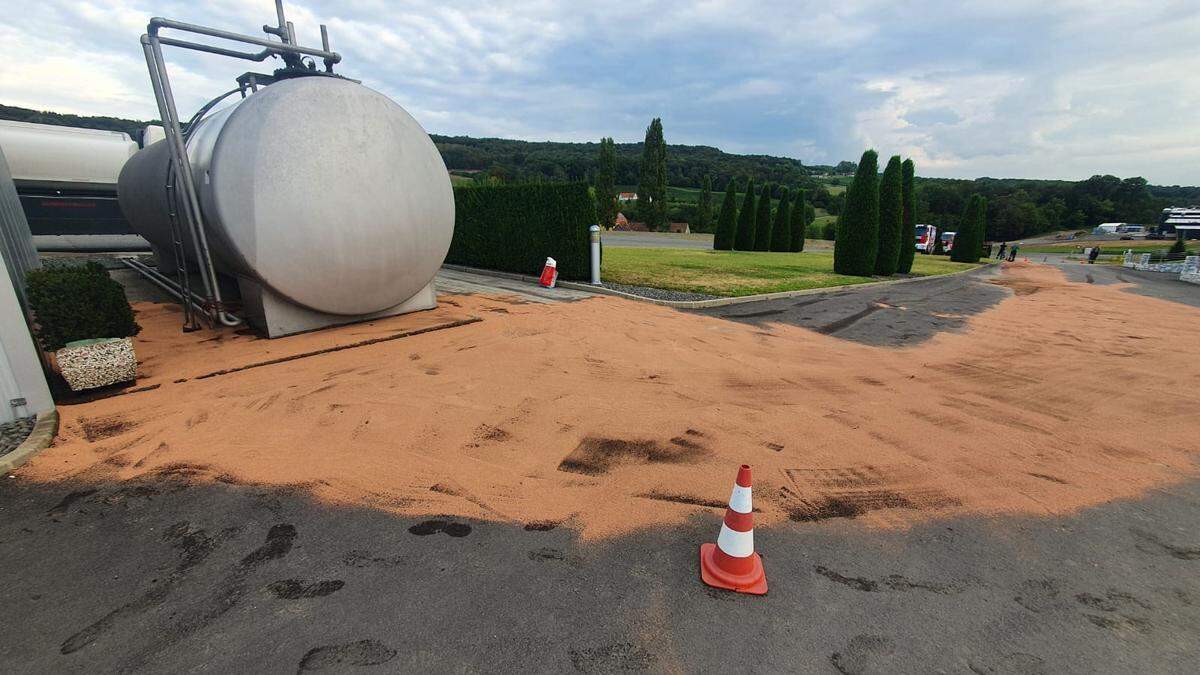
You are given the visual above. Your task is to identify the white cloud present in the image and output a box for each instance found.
[0,0,1196,183]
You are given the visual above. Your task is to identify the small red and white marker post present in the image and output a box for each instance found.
[699,464,768,595]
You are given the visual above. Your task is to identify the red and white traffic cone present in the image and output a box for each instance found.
[700,464,767,595]
[538,257,558,288]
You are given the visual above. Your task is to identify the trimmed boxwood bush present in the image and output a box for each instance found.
[769,186,791,252]
[950,194,987,263]
[789,188,807,252]
[874,155,903,276]
[25,262,140,351]
[897,159,917,274]
[713,179,739,250]
[734,179,757,250]
[834,150,880,276]
[447,182,595,280]
[753,183,774,251]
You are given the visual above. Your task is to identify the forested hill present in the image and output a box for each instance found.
[0,103,846,188]
[4,102,1198,240]
[0,104,154,140]
[431,134,848,189]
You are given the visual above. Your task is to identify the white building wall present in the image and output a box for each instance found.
[0,252,53,423]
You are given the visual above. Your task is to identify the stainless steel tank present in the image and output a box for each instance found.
[119,75,454,327]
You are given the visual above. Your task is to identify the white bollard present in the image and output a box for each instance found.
[589,225,601,285]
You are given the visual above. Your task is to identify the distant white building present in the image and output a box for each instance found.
[1092,222,1145,235]
[617,192,637,202]
[1162,206,1200,238]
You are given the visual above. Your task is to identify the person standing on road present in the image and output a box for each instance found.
[1008,243,1020,262]
[1089,245,1101,264]
[997,242,1007,260]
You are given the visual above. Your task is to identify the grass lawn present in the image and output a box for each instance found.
[602,247,979,297]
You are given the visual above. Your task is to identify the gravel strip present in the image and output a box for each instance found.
[1,416,36,458]
[600,282,719,302]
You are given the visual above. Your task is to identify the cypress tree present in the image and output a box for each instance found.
[951,194,987,263]
[594,137,617,229]
[789,188,807,252]
[637,118,668,231]
[734,179,757,250]
[897,159,917,274]
[770,186,791,251]
[874,155,904,275]
[696,174,713,233]
[713,179,739,250]
[834,150,880,276]
[753,183,773,251]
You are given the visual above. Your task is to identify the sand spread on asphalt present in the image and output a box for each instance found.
[18,263,1200,539]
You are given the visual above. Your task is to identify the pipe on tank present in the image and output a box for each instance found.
[141,35,238,326]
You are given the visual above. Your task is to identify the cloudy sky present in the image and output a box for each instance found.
[1,0,1197,184]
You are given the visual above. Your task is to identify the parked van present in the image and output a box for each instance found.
[915,224,938,253]
[940,231,956,253]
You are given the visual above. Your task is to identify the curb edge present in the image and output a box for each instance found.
[1,409,59,474]
[442,260,997,309]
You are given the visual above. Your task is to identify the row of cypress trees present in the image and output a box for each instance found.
[833,150,922,276]
[713,180,809,253]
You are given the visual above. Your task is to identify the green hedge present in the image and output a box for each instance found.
[25,262,140,351]
[447,182,595,280]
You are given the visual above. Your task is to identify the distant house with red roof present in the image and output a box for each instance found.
[618,192,638,202]
[613,215,649,232]
[668,222,691,234]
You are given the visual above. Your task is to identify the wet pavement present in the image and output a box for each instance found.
[697,261,1200,346]
[695,267,1011,347]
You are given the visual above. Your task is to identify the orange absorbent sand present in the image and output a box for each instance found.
[18,263,1200,539]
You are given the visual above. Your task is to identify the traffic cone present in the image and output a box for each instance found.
[700,464,767,595]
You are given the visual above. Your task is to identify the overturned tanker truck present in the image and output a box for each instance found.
[118,1,454,337]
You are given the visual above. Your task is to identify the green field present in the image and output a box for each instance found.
[602,247,979,297]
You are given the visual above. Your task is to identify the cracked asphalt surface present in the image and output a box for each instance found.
[2,264,1198,673]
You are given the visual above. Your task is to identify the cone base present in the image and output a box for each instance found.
[699,543,767,595]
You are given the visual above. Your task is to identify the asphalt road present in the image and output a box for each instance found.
[602,232,715,249]
[1,465,1198,673]
[3,265,1199,673]
[1050,261,1200,309]
[696,266,1011,347]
